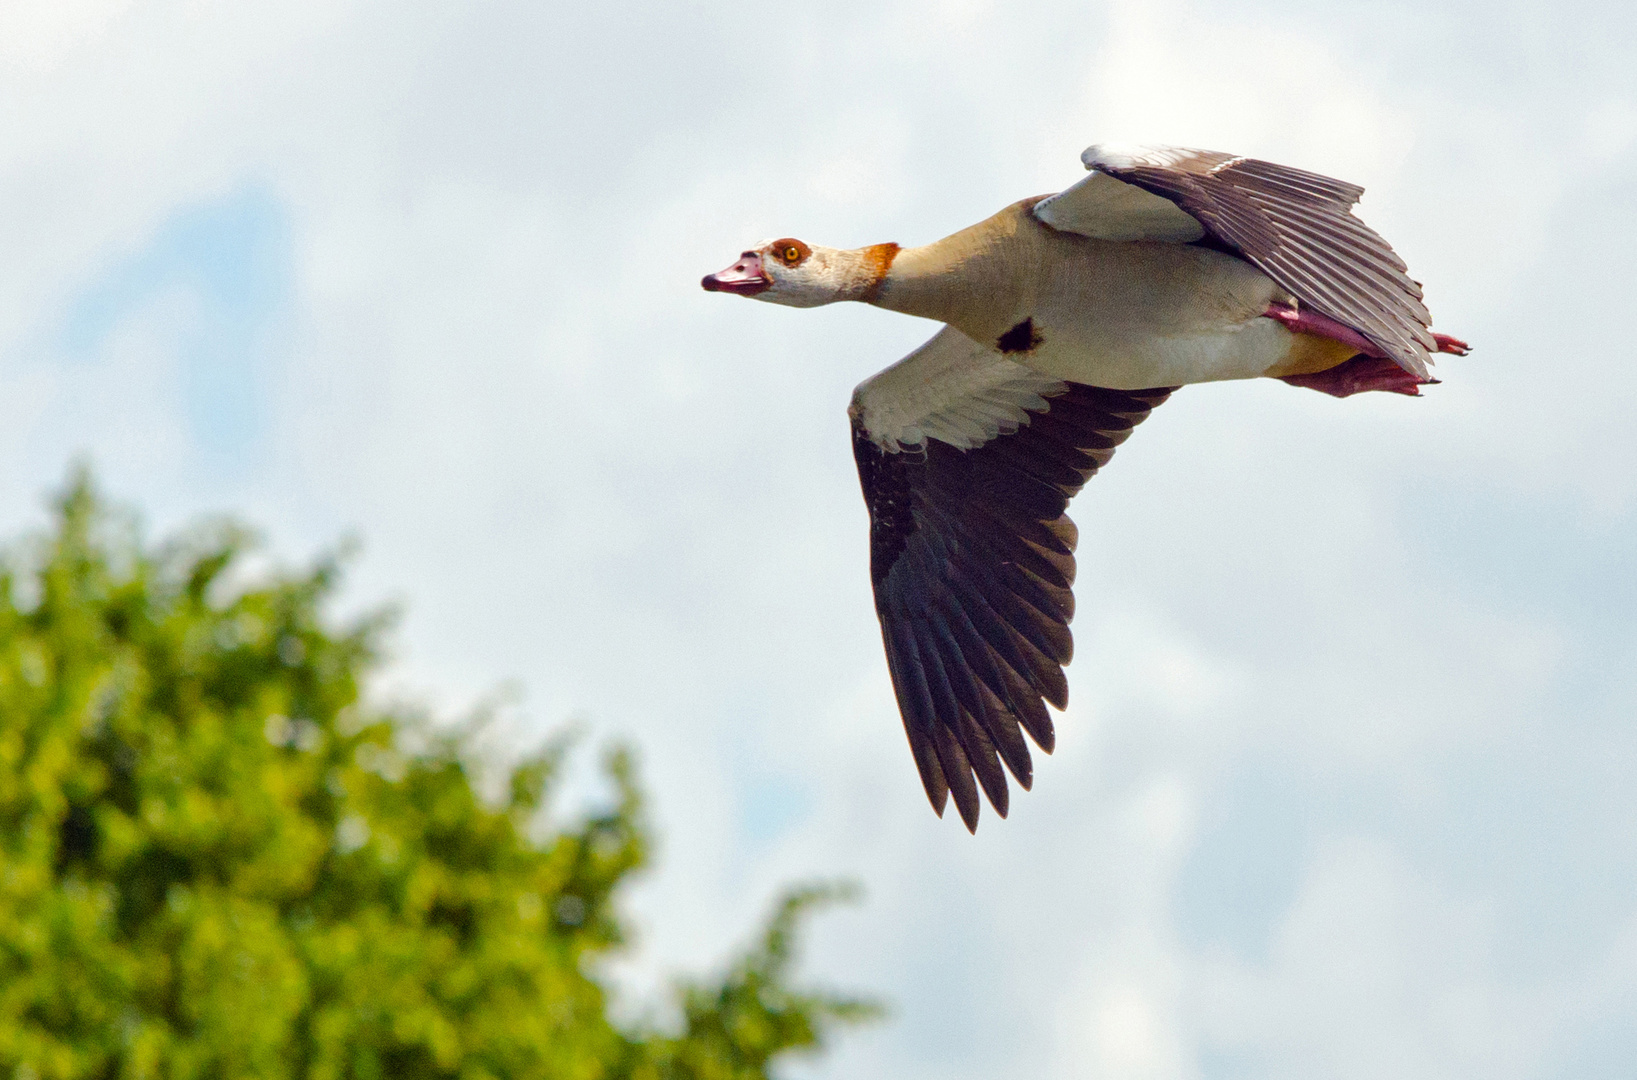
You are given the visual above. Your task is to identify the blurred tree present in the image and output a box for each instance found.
[0,469,880,1080]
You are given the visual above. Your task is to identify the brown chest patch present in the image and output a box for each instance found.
[997,317,1043,354]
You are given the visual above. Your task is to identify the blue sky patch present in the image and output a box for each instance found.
[739,771,814,847]
[1174,763,1315,963]
[61,185,292,463]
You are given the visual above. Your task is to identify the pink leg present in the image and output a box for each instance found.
[1279,356,1436,398]
[1264,303,1472,360]
[1262,304,1390,358]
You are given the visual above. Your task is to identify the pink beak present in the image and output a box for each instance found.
[702,252,771,296]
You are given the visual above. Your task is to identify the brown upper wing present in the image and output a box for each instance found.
[1081,144,1436,377]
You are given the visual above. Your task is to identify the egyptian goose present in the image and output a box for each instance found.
[702,143,1469,831]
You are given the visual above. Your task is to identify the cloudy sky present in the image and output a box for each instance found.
[3,0,1635,1075]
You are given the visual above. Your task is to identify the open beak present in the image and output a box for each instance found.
[701,252,771,296]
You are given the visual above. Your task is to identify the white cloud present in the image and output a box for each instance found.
[1192,838,1541,1080]
[0,0,132,73]
[1081,0,1410,180]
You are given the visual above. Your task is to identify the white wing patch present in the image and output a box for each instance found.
[1081,142,1210,171]
[850,326,1066,453]
[1033,169,1206,243]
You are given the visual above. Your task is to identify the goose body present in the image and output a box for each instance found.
[874,198,1307,390]
[703,143,1469,831]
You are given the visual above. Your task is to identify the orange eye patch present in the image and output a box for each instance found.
[771,238,811,266]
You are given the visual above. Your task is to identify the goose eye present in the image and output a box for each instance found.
[770,238,810,267]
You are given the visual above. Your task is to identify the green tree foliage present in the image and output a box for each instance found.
[0,470,881,1080]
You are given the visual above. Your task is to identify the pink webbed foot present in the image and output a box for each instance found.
[1262,303,1468,397]
[1432,332,1471,355]
[1279,355,1437,398]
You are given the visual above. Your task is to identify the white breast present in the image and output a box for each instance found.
[1016,311,1295,390]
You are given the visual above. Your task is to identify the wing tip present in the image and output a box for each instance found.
[912,737,950,820]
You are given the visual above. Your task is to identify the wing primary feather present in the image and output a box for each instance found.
[932,717,982,832]
[882,623,950,816]
[980,435,1093,493]
[914,498,1076,625]
[1257,201,1429,310]
[998,659,1056,752]
[931,572,1049,735]
[1228,158,1365,207]
[923,603,1029,808]
[944,563,1068,710]
[951,569,1073,708]
[1250,204,1434,340]
[963,508,1075,587]
[1259,220,1420,307]
[955,708,1009,818]
[916,499,1076,646]
[946,543,1073,665]
[939,562,1055,698]
[1256,197,1414,278]
[972,676,1033,788]
[1260,248,1427,370]
[906,603,976,760]
[935,597,1036,787]
[923,605,993,723]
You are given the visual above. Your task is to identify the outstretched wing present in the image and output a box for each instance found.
[1034,143,1435,377]
[850,326,1173,831]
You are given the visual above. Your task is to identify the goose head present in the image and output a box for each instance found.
[702,238,896,308]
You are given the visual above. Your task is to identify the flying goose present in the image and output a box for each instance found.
[702,143,1469,832]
